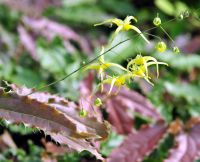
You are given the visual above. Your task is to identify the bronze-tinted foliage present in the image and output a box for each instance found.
[80,74,163,135]
[103,86,163,134]
[0,0,60,16]
[107,122,167,162]
[107,118,200,162]
[164,122,200,162]
[0,82,109,160]
[19,16,91,57]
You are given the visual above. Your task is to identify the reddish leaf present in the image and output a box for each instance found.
[0,82,109,159]
[42,153,57,162]
[0,131,16,151]
[18,25,38,61]
[107,122,167,162]
[42,139,68,156]
[116,87,162,121]
[182,35,200,53]
[190,123,200,150]
[50,133,104,160]
[102,86,163,134]
[22,17,91,54]
[0,0,60,16]
[79,72,103,121]
[106,98,133,134]
[165,122,200,162]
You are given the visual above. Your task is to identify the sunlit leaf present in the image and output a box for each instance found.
[154,52,200,71]
[164,82,200,104]
[155,0,174,16]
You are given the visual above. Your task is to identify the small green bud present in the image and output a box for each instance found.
[153,17,161,26]
[94,98,102,107]
[183,10,189,18]
[156,41,167,53]
[173,46,180,54]
[79,109,88,117]
[178,14,184,20]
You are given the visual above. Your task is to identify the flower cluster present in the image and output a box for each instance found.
[94,16,150,44]
[86,48,167,94]
[153,14,180,54]
[80,14,185,115]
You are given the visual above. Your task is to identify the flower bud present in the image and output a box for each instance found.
[173,46,180,54]
[156,41,167,52]
[79,109,88,117]
[178,14,184,20]
[153,17,161,26]
[183,10,189,18]
[94,98,102,107]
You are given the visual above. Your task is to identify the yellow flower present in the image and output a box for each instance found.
[86,47,127,80]
[127,55,168,85]
[156,41,167,53]
[94,16,150,44]
[100,73,132,94]
[85,46,128,90]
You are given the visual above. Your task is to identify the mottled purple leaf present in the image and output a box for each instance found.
[0,0,60,16]
[115,87,162,121]
[50,133,103,160]
[0,82,109,159]
[165,122,200,162]
[107,122,167,162]
[18,25,38,61]
[79,73,103,122]
[106,98,133,134]
[101,86,163,134]
[22,17,91,54]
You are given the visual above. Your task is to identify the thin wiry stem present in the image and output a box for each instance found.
[160,26,175,44]
[28,16,183,95]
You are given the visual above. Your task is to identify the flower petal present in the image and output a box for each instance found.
[129,25,150,44]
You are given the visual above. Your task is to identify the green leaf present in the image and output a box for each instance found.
[62,0,97,7]
[36,38,67,75]
[100,0,135,16]
[164,82,200,103]
[154,52,200,71]
[101,132,124,157]
[155,0,175,15]
[175,1,189,16]
[106,32,145,63]
[53,5,112,24]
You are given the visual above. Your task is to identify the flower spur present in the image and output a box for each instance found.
[127,55,168,85]
[98,55,168,95]
[99,73,133,95]
[94,16,150,44]
[85,46,128,90]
